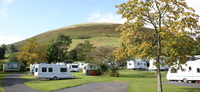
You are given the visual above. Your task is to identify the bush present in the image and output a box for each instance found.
[78,35,91,39]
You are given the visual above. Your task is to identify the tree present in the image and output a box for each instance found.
[8,44,17,53]
[46,34,72,63]
[115,0,199,92]
[86,46,119,76]
[17,38,47,66]
[0,44,6,59]
[74,40,95,61]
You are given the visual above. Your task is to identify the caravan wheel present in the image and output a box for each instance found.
[183,78,188,83]
[53,76,58,80]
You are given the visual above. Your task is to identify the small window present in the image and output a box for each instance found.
[90,65,93,68]
[49,68,53,72]
[35,68,38,72]
[144,63,146,66]
[42,67,47,72]
[60,68,67,72]
[189,67,192,71]
[138,63,140,65]
[141,63,142,65]
[171,68,177,73]
[129,63,132,65]
[72,65,78,68]
[197,68,200,73]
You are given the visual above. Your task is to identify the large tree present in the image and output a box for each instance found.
[46,34,72,63]
[115,0,199,92]
[74,40,95,61]
[17,38,47,66]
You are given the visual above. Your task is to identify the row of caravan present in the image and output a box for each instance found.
[127,59,169,71]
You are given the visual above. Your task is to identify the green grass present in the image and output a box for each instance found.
[19,70,200,92]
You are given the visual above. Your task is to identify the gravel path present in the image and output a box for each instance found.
[52,82,128,92]
[163,81,200,88]
[2,73,128,92]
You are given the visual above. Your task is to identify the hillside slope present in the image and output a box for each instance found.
[13,23,122,49]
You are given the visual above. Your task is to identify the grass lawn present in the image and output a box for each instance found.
[19,69,200,92]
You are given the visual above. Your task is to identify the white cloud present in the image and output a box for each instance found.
[3,0,14,4]
[186,0,200,17]
[88,11,126,24]
[0,8,8,18]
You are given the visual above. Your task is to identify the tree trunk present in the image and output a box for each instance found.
[156,65,163,92]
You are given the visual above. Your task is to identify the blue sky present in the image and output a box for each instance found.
[0,0,200,45]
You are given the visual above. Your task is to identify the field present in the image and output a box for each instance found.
[16,70,200,92]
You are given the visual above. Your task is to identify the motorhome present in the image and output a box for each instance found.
[67,63,79,72]
[148,59,168,71]
[127,59,147,70]
[34,64,74,80]
[166,57,200,83]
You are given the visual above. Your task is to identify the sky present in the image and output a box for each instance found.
[0,0,200,45]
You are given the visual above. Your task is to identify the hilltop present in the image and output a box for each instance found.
[13,23,122,49]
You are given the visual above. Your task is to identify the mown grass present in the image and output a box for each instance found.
[19,70,200,92]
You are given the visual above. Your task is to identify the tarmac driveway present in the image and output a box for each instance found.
[2,73,128,92]
[2,73,42,92]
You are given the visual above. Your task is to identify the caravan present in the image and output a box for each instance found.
[34,64,74,80]
[67,63,79,72]
[166,57,200,83]
[148,59,168,71]
[127,59,147,70]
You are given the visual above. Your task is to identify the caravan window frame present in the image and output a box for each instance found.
[42,67,47,72]
[60,68,67,72]
[49,68,53,72]
[197,68,200,73]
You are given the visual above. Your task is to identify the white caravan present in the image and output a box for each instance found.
[67,63,79,72]
[166,58,200,83]
[34,64,74,80]
[78,62,86,69]
[148,59,168,71]
[83,63,98,74]
[127,59,147,70]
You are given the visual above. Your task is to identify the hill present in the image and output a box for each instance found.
[13,23,122,49]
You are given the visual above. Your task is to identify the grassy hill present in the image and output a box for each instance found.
[13,23,122,49]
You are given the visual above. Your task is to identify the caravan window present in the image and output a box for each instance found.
[72,65,78,68]
[138,63,140,65]
[189,67,192,71]
[49,68,53,72]
[42,67,47,72]
[60,68,67,72]
[35,68,38,72]
[197,68,200,73]
[171,69,177,73]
